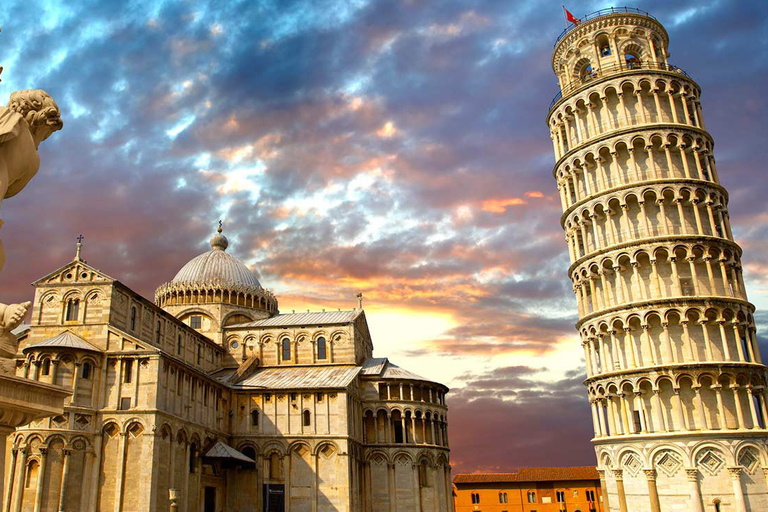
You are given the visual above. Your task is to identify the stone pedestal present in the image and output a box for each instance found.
[0,373,69,502]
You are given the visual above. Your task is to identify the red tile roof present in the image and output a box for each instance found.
[453,466,599,484]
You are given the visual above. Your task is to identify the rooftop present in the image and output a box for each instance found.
[453,466,599,484]
[23,330,101,353]
[229,309,362,328]
[167,227,262,292]
[226,364,362,390]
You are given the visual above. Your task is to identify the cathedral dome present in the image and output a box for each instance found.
[154,226,278,314]
[171,231,262,291]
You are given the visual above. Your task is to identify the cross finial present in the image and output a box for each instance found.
[217,220,223,234]
[75,235,84,261]
[356,292,363,310]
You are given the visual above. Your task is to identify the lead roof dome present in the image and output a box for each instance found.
[170,229,262,291]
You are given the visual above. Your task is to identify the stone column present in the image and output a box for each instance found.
[12,448,28,512]
[88,433,103,512]
[714,385,728,429]
[686,469,704,512]
[114,433,127,512]
[57,449,71,512]
[597,469,611,512]
[728,467,747,512]
[643,469,661,512]
[3,446,17,512]
[612,469,628,512]
[284,452,292,511]
[412,463,421,512]
[33,447,47,512]
[388,463,396,512]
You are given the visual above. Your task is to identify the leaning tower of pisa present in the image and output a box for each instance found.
[547,8,768,512]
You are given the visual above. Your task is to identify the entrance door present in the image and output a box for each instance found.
[263,484,285,512]
[204,486,216,512]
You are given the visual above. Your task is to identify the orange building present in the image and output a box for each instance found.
[453,467,605,512]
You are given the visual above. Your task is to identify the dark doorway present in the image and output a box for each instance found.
[263,484,285,512]
[204,486,216,512]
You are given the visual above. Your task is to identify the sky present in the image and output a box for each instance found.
[1,0,767,474]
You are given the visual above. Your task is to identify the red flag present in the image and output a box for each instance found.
[564,6,580,24]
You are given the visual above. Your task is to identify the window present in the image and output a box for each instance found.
[82,362,91,380]
[156,321,162,342]
[251,410,259,427]
[190,315,202,329]
[419,461,428,487]
[265,393,272,402]
[197,345,202,365]
[123,360,133,383]
[41,359,50,376]
[281,338,291,361]
[586,490,595,501]
[130,306,137,330]
[189,444,197,473]
[120,397,131,410]
[499,492,508,503]
[625,52,641,69]
[291,393,297,402]
[633,410,643,433]
[303,410,311,426]
[25,460,39,488]
[713,500,722,512]
[65,299,79,321]
[527,491,537,503]
[316,392,324,402]
[471,492,480,504]
[557,490,565,503]
[317,337,327,359]
[378,383,388,400]
[177,334,182,355]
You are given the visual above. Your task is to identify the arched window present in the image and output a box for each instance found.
[25,460,39,488]
[130,306,137,330]
[281,338,291,362]
[303,410,311,427]
[241,446,256,464]
[41,359,51,376]
[189,444,197,473]
[65,299,79,321]
[625,51,641,69]
[82,362,91,380]
[499,491,508,503]
[527,491,536,503]
[471,492,480,504]
[251,410,259,427]
[419,461,429,487]
[556,490,565,502]
[317,337,327,360]
[597,34,611,57]
[714,499,722,512]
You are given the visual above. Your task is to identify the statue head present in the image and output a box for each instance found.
[7,89,62,147]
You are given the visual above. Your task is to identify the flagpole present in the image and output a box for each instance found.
[562,5,568,30]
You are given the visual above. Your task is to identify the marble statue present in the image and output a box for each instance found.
[0,89,62,358]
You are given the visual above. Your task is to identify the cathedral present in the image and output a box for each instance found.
[3,228,452,512]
